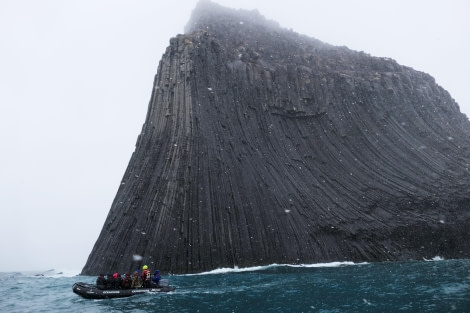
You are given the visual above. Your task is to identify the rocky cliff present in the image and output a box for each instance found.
[82,1,470,275]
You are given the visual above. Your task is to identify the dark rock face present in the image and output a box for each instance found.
[82,2,470,275]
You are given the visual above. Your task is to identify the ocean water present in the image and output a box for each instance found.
[1,259,469,313]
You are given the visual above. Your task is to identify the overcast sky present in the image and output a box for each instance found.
[0,0,468,273]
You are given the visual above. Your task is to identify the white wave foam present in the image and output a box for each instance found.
[423,256,445,262]
[183,261,367,276]
[19,268,80,278]
[285,261,368,268]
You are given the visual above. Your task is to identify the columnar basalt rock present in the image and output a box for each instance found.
[82,2,470,275]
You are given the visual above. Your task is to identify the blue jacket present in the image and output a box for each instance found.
[152,271,161,285]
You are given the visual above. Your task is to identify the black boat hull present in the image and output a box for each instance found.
[72,282,175,299]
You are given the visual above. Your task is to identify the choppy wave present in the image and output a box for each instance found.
[1,259,469,313]
[0,268,80,279]
[423,255,445,262]
[185,261,367,276]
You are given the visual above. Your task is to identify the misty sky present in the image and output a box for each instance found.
[0,0,468,273]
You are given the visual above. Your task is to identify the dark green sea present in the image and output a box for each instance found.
[1,259,469,312]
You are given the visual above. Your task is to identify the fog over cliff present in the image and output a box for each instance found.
[82,2,470,275]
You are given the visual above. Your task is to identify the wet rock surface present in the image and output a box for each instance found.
[82,2,470,275]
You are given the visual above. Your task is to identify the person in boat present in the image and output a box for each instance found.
[121,273,132,289]
[114,273,123,289]
[142,265,151,288]
[131,271,143,288]
[96,274,107,290]
[106,273,115,289]
[151,270,161,287]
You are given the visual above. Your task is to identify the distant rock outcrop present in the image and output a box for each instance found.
[82,1,470,275]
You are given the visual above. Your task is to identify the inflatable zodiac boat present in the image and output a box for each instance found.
[73,279,175,299]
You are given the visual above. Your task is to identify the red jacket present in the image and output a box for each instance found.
[142,269,151,281]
